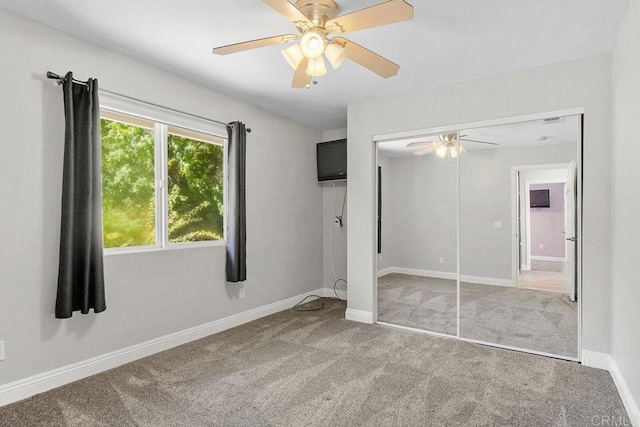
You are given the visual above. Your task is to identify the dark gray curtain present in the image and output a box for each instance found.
[55,72,106,318]
[226,121,247,282]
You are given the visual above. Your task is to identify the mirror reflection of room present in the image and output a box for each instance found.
[376,115,580,360]
[459,116,578,358]
[377,133,458,336]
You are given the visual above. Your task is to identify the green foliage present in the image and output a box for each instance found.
[101,119,155,248]
[101,118,224,248]
[167,134,223,242]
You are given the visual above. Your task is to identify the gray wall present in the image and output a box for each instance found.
[321,129,347,295]
[377,152,457,274]
[0,10,322,386]
[347,53,613,355]
[612,0,640,414]
[460,144,574,280]
[378,143,574,281]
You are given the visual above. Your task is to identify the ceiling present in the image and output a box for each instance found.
[379,114,578,157]
[0,0,629,130]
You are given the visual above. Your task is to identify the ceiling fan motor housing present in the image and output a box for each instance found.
[295,0,340,27]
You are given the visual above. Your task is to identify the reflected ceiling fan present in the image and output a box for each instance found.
[407,133,500,159]
[212,0,414,88]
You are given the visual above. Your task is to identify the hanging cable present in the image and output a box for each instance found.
[330,182,347,301]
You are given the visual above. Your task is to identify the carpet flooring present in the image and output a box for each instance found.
[378,274,577,357]
[0,298,628,426]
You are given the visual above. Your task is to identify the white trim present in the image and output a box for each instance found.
[376,321,457,340]
[0,288,326,407]
[377,267,514,287]
[610,359,640,424]
[373,108,585,144]
[531,255,566,262]
[377,267,395,278]
[582,350,612,370]
[461,337,579,362]
[345,309,374,324]
[100,92,228,138]
[461,275,514,287]
[581,351,640,424]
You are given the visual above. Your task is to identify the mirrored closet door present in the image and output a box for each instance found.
[459,116,579,358]
[376,114,580,360]
[376,133,459,336]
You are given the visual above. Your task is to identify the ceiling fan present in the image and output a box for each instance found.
[407,133,500,159]
[212,0,414,88]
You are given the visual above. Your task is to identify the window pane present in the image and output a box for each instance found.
[167,128,224,243]
[101,116,156,248]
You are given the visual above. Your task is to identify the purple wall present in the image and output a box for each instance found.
[530,183,565,258]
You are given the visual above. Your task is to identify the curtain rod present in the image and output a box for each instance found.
[46,72,251,132]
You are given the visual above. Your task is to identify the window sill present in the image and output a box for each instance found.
[104,240,225,256]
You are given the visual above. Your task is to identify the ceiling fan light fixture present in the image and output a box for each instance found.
[300,29,326,59]
[282,44,305,70]
[450,146,459,158]
[325,42,347,69]
[436,145,447,158]
[306,56,327,76]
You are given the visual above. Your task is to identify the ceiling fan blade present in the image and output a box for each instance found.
[213,34,298,55]
[407,141,435,148]
[326,0,414,34]
[333,37,399,78]
[460,138,500,146]
[263,0,312,27]
[460,145,469,154]
[292,58,310,88]
[414,145,437,156]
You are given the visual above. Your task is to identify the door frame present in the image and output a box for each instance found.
[511,165,569,281]
[373,108,584,362]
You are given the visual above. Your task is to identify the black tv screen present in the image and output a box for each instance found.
[530,189,550,208]
[317,139,347,181]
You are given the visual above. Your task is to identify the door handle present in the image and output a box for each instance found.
[566,237,577,242]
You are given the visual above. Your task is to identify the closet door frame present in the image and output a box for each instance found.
[373,108,584,362]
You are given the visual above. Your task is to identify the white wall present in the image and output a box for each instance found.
[612,0,640,416]
[347,53,613,354]
[321,129,347,294]
[0,10,322,386]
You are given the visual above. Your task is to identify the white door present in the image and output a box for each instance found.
[564,160,577,301]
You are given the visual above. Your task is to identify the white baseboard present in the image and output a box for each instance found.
[531,256,565,262]
[610,359,640,424]
[377,267,395,278]
[345,309,373,324]
[377,267,514,287]
[582,350,640,423]
[461,274,514,287]
[582,350,612,370]
[0,288,326,407]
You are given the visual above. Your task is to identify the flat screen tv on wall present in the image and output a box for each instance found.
[530,189,550,208]
[317,139,347,181]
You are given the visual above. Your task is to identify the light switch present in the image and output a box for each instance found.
[494,221,503,229]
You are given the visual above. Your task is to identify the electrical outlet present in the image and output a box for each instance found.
[0,341,4,361]
[239,284,245,300]
[439,257,445,265]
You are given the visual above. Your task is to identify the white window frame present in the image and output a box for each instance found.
[100,92,228,255]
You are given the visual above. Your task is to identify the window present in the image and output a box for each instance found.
[100,107,226,251]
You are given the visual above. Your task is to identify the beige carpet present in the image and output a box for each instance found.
[0,298,627,426]
[378,274,577,357]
